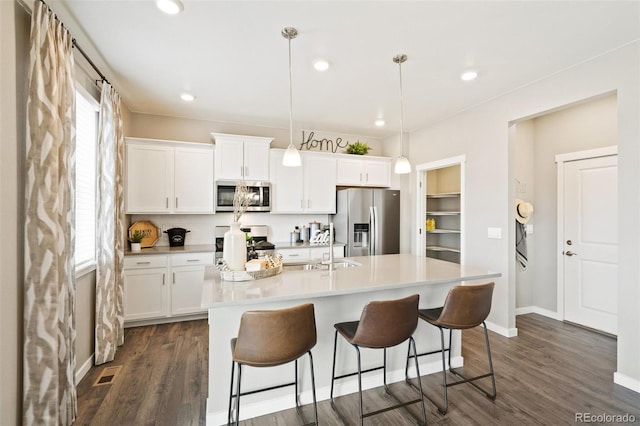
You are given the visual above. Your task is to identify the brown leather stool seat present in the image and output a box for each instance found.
[406,282,497,415]
[330,294,427,426]
[228,303,318,425]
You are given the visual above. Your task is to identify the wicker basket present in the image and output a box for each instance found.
[220,264,282,282]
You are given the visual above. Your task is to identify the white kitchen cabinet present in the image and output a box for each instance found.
[270,150,337,214]
[275,246,345,264]
[336,156,391,187]
[123,255,169,322]
[126,138,214,214]
[170,252,214,316]
[309,246,345,261]
[212,133,273,181]
[276,247,310,263]
[124,252,213,326]
[126,143,173,213]
[173,147,215,213]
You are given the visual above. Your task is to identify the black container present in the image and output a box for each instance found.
[164,227,190,247]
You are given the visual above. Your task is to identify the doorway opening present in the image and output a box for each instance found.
[510,92,618,333]
[415,156,465,264]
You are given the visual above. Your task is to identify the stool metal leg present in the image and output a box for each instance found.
[356,346,364,426]
[484,322,497,399]
[330,329,339,403]
[438,326,449,414]
[294,359,301,415]
[409,336,428,426]
[227,360,235,425]
[234,363,242,426]
[449,322,497,400]
[383,348,390,394]
[308,351,318,426]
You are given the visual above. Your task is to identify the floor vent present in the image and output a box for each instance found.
[92,365,123,387]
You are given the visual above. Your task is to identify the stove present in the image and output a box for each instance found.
[215,225,275,260]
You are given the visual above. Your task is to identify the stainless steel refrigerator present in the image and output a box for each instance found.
[332,188,400,256]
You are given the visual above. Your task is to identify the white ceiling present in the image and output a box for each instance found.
[56,1,639,139]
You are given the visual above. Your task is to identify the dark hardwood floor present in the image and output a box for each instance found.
[74,314,640,425]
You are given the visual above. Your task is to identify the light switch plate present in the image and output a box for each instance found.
[526,224,534,234]
[487,227,502,239]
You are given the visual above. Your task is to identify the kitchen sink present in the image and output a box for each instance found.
[283,260,361,271]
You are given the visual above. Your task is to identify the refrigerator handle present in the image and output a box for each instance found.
[369,206,375,255]
[373,206,379,255]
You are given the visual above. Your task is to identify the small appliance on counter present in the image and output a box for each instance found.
[215,225,275,261]
[164,227,190,247]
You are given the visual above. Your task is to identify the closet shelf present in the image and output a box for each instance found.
[426,192,461,198]
[426,229,461,234]
[426,245,461,253]
[426,211,460,215]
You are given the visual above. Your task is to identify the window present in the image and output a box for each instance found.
[75,88,99,273]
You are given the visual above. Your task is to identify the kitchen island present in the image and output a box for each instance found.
[202,254,501,425]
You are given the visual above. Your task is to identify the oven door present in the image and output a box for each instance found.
[216,184,236,211]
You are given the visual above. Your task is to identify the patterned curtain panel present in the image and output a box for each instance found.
[95,83,126,365]
[24,2,77,425]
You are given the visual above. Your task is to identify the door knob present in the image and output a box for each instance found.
[564,251,578,256]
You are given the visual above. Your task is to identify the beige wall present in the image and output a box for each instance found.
[127,111,383,153]
[1,2,28,423]
[407,43,639,387]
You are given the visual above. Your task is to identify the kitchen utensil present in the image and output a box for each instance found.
[164,227,190,247]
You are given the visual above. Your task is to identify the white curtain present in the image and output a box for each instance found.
[24,1,77,424]
[94,83,126,365]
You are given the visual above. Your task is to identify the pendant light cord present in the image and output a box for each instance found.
[288,35,294,149]
[398,59,404,157]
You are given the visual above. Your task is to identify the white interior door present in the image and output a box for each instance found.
[563,155,617,334]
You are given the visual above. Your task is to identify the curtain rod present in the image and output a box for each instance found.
[71,39,109,85]
[29,0,111,86]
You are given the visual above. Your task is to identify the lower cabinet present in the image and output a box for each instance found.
[123,252,213,326]
[276,246,345,264]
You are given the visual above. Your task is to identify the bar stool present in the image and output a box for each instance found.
[228,303,318,425]
[406,282,497,414]
[330,294,427,426]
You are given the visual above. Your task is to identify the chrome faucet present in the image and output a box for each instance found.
[328,222,334,270]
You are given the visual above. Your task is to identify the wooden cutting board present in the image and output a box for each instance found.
[128,221,160,248]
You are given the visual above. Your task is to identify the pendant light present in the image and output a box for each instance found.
[393,54,412,174]
[282,27,302,167]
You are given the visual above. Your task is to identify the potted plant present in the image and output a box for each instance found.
[129,230,145,252]
[346,141,371,155]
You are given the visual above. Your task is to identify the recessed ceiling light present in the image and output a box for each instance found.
[156,0,183,15]
[374,119,385,127]
[180,93,195,102]
[313,60,330,72]
[460,70,478,81]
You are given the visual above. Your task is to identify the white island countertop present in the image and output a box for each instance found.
[202,253,501,309]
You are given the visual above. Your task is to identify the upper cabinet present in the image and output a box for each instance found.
[211,133,273,181]
[270,150,337,214]
[126,138,214,214]
[336,156,391,187]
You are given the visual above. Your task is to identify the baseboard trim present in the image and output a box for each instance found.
[485,321,518,337]
[614,372,640,393]
[516,306,562,321]
[206,356,462,425]
[75,353,94,385]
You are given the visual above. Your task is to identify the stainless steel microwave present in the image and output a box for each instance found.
[216,181,271,212]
